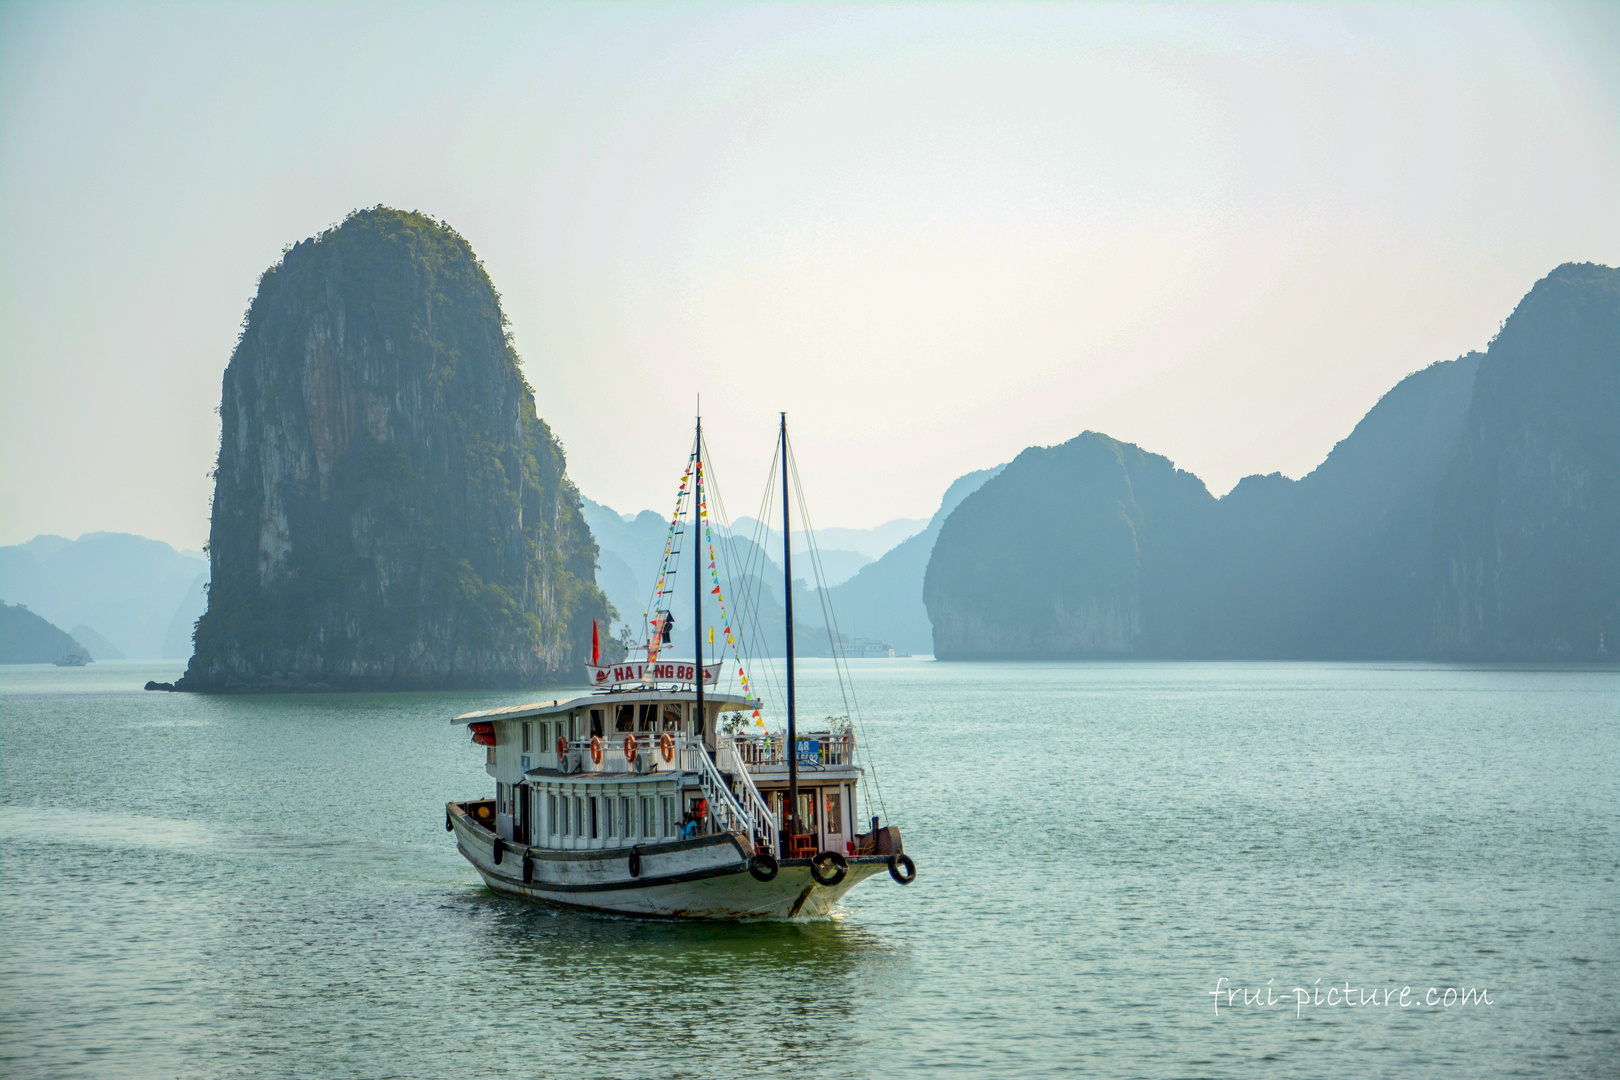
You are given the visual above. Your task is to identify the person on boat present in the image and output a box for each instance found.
[678,812,698,840]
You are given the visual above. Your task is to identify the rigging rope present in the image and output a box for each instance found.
[784,432,890,826]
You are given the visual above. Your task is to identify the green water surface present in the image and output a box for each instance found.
[2,659,1615,1078]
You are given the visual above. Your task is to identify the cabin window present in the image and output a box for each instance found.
[590,797,599,840]
[662,796,675,838]
[592,709,606,737]
[620,797,632,837]
[638,704,657,731]
[824,791,842,834]
[795,789,819,835]
[606,798,617,839]
[486,745,495,767]
[640,797,650,838]
[521,723,531,753]
[662,704,681,731]
[548,794,557,835]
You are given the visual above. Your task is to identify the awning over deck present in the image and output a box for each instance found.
[452,688,753,724]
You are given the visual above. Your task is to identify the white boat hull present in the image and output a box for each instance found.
[450,802,889,919]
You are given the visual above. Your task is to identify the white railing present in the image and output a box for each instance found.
[560,733,672,774]
[688,738,755,842]
[725,736,778,856]
[555,734,775,854]
[731,731,854,770]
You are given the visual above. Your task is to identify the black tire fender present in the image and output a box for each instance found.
[522,856,534,884]
[628,848,643,878]
[749,853,779,882]
[810,850,848,887]
[888,853,916,885]
[445,810,453,832]
[492,837,505,866]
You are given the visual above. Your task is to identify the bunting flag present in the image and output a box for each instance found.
[623,442,771,726]
[639,453,698,664]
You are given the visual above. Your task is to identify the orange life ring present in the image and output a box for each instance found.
[659,732,675,763]
[556,735,567,757]
[589,735,603,764]
[623,734,638,763]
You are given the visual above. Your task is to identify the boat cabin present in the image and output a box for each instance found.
[455,682,863,860]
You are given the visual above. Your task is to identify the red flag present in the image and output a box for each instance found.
[592,619,600,666]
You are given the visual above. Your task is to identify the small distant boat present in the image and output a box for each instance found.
[446,413,915,918]
[843,636,908,658]
[52,645,92,667]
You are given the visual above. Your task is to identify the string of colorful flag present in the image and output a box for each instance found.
[644,450,696,661]
[697,458,765,727]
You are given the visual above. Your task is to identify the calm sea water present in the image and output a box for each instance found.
[2,659,1615,1079]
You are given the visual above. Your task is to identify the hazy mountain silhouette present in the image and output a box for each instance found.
[822,464,1005,654]
[925,263,1616,661]
[580,496,833,657]
[1430,262,1619,658]
[0,533,207,658]
[0,601,82,663]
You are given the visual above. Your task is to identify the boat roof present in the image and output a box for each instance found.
[453,688,754,724]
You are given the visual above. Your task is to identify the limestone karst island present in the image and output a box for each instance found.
[175,208,613,692]
[26,208,1601,686]
[139,213,1607,693]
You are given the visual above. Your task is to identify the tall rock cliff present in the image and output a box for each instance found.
[178,208,612,691]
[923,262,1616,661]
[1430,263,1619,659]
[923,436,1215,658]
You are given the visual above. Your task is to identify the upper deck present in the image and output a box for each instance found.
[456,684,856,781]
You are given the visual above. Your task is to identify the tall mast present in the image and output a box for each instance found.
[781,412,799,846]
[694,412,704,743]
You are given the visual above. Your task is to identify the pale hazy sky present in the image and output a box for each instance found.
[2,2,1616,550]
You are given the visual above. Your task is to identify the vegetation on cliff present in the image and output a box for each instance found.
[924,263,1617,661]
[180,207,613,690]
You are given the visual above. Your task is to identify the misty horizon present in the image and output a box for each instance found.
[3,2,1617,549]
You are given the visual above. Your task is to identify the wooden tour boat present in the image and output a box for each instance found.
[447,413,914,918]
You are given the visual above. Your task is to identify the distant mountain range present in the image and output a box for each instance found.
[18,262,1606,669]
[924,263,1618,661]
[0,533,207,659]
[581,469,1000,657]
